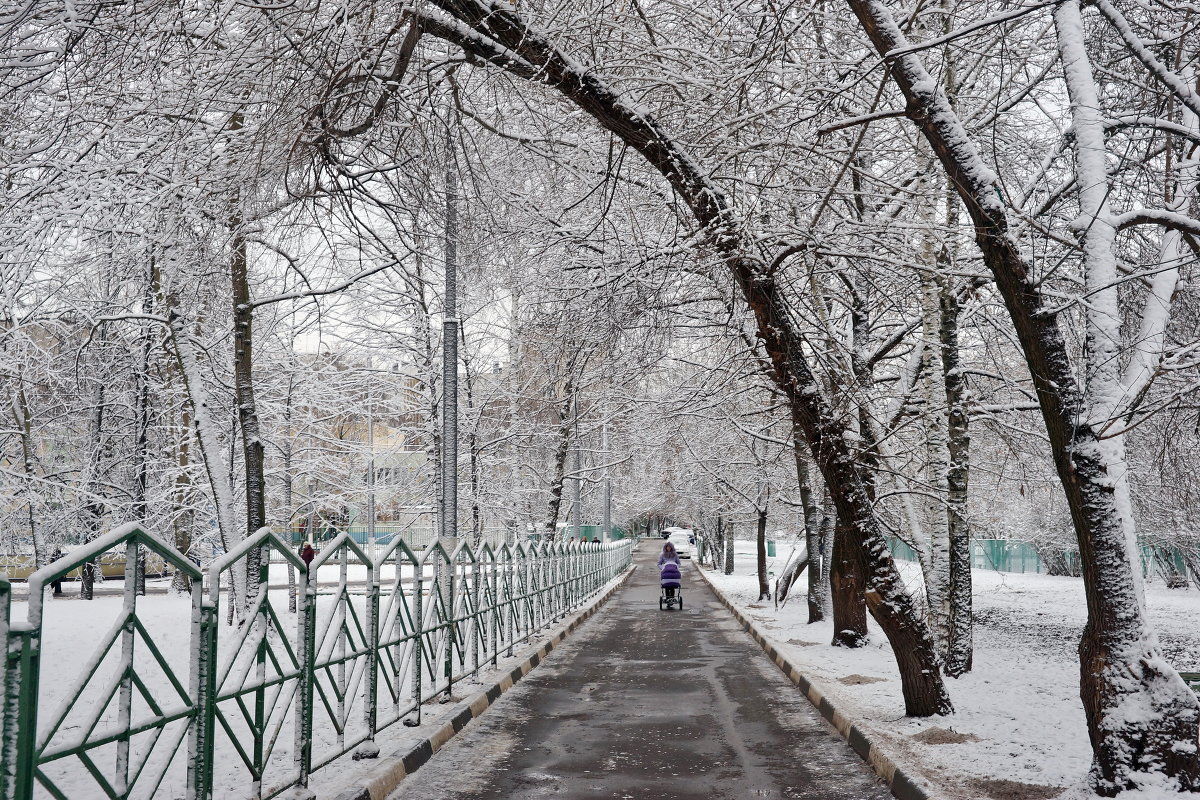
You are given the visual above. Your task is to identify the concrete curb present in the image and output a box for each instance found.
[695,565,935,800]
[330,565,638,800]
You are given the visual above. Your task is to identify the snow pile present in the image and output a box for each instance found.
[706,542,1200,800]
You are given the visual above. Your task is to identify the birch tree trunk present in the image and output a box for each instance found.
[10,376,45,572]
[230,225,265,607]
[81,332,110,601]
[941,268,973,677]
[794,441,826,622]
[166,297,244,612]
[544,381,576,539]
[282,371,297,613]
[921,268,951,657]
[171,401,194,594]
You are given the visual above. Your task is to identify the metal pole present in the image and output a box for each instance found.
[367,392,376,558]
[438,126,460,638]
[601,423,611,543]
[571,391,582,541]
[441,133,459,548]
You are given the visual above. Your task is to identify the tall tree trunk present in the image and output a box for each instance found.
[413,252,442,543]
[830,512,868,647]
[756,505,769,601]
[165,296,242,608]
[941,270,973,677]
[713,514,725,572]
[794,441,825,622]
[281,370,298,612]
[819,502,834,603]
[460,327,483,547]
[544,380,576,539]
[724,520,734,576]
[844,0,1200,782]
[81,331,111,601]
[920,269,952,657]
[132,257,158,596]
[935,0,973,682]
[172,401,194,594]
[230,224,264,607]
[9,376,45,573]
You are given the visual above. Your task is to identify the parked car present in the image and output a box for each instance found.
[666,530,695,559]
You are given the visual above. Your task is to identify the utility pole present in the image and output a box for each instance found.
[367,388,376,560]
[439,126,459,612]
[601,422,611,543]
[571,390,582,541]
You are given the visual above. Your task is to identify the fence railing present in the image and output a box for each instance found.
[0,524,633,800]
[286,525,518,551]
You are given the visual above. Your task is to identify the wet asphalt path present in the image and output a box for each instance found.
[389,550,893,800]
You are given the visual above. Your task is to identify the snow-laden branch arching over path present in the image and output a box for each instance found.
[409,0,955,716]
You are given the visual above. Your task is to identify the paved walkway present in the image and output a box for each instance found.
[388,549,893,800]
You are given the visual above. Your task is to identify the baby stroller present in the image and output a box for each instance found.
[659,561,683,610]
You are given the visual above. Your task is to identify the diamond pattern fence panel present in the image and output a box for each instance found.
[0,526,633,800]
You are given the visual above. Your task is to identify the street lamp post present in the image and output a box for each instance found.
[571,391,582,541]
[602,422,611,542]
[439,132,459,615]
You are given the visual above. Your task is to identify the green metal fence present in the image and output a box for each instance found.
[886,536,1193,581]
[0,523,633,800]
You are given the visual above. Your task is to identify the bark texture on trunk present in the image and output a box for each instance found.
[10,377,45,571]
[544,381,576,540]
[166,298,243,608]
[171,401,194,594]
[844,0,1200,785]
[796,447,826,623]
[756,506,769,601]
[81,337,110,601]
[921,270,952,657]
[230,225,265,605]
[830,513,868,647]
[940,278,973,677]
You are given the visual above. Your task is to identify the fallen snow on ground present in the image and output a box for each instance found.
[706,541,1200,800]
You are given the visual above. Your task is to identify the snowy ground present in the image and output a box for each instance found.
[705,541,1200,800]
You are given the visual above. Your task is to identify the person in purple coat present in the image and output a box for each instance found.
[659,543,682,598]
[658,542,680,568]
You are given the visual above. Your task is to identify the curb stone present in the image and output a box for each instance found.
[694,565,936,800]
[329,565,638,800]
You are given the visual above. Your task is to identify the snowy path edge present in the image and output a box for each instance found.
[327,564,639,800]
[695,565,937,800]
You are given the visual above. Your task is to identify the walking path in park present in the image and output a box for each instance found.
[388,549,893,800]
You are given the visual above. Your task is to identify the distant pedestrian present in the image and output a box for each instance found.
[300,543,315,568]
[50,548,64,596]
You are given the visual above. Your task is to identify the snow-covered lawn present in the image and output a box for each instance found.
[705,541,1200,800]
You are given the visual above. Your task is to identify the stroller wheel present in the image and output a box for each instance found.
[659,597,664,610]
